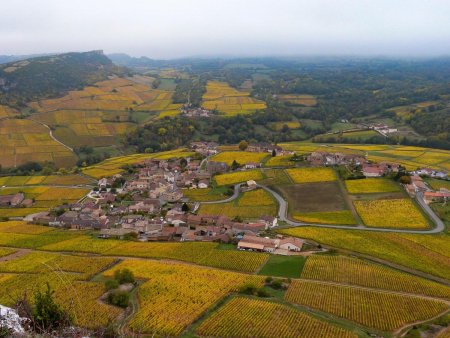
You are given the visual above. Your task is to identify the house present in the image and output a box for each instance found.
[206,161,228,174]
[245,162,261,169]
[0,193,25,207]
[98,178,109,188]
[423,190,450,203]
[198,179,209,189]
[362,164,387,177]
[259,215,278,228]
[278,237,304,252]
[161,190,183,202]
[247,142,282,154]
[237,235,277,253]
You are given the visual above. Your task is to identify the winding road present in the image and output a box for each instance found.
[199,183,445,234]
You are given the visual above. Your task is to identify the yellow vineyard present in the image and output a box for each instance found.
[286,167,337,183]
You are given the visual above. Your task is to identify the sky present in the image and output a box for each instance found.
[1,0,450,59]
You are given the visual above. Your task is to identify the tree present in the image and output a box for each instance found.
[114,268,135,284]
[238,140,248,151]
[399,175,412,184]
[180,158,188,169]
[181,202,190,213]
[272,149,276,157]
[231,160,241,170]
[107,290,129,308]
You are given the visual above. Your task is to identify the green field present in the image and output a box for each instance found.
[258,255,306,278]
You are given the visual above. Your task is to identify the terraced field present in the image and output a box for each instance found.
[280,227,450,280]
[103,259,263,336]
[196,297,357,338]
[202,81,266,116]
[286,280,448,331]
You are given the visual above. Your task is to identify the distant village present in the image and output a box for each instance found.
[0,141,448,254]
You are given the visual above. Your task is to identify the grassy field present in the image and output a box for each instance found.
[202,81,267,116]
[285,279,448,331]
[0,118,77,168]
[214,169,264,186]
[258,255,306,278]
[267,120,301,131]
[279,227,450,280]
[196,297,356,338]
[345,178,400,194]
[354,198,430,229]
[426,178,450,191]
[286,167,337,183]
[198,188,277,219]
[264,155,295,167]
[210,151,269,166]
[182,188,228,202]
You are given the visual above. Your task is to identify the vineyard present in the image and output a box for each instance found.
[285,280,448,331]
[214,169,264,186]
[182,188,228,202]
[210,151,269,166]
[0,174,93,187]
[279,227,450,280]
[0,118,77,168]
[103,259,264,336]
[238,188,275,206]
[354,198,430,229]
[293,210,357,225]
[301,255,450,299]
[202,81,267,116]
[345,178,400,194]
[286,167,337,183]
[196,297,357,338]
[277,94,317,106]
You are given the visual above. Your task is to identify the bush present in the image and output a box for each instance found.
[264,276,273,284]
[269,279,283,290]
[33,283,71,332]
[256,288,270,298]
[104,279,119,291]
[114,268,135,284]
[107,290,129,308]
[239,284,257,295]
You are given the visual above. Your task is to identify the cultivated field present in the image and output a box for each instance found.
[280,142,450,171]
[198,189,277,219]
[0,105,19,118]
[202,81,267,116]
[103,259,263,336]
[267,120,301,131]
[302,255,450,299]
[210,151,269,166]
[285,280,448,331]
[277,94,317,106]
[0,174,93,187]
[345,178,400,194]
[0,118,77,168]
[196,297,357,338]
[264,155,295,167]
[214,169,263,186]
[293,210,357,225]
[354,198,430,229]
[286,167,337,183]
[280,227,450,280]
[82,149,194,178]
[182,188,228,202]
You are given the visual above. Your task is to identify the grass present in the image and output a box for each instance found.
[182,188,228,202]
[258,255,306,278]
[425,178,450,191]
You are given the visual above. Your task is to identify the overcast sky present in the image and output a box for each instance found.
[1,0,450,59]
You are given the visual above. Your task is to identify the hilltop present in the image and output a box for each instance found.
[0,50,119,105]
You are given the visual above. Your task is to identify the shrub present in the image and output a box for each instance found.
[114,268,135,284]
[239,284,257,295]
[105,279,120,291]
[256,288,270,297]
[33,283,71,332]
[107,290,130,308]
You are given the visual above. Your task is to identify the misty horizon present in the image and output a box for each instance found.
[1,0,450,59]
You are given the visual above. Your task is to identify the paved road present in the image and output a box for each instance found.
[257,184,445,234]
[201,184,241,204]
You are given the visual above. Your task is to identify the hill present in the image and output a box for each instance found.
[0,51,117,105]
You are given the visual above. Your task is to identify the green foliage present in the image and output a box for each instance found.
[104,279,120,291]
[107,290,129,308]
[113,268,135,284]
[33,283,70,332]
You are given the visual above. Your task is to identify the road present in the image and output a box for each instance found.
[28,118,74,152]
[257,184,445,234]
[197,182,445,233]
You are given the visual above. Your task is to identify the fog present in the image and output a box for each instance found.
[1,0,450,58]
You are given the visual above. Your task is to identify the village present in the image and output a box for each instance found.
[0,142,448,255]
